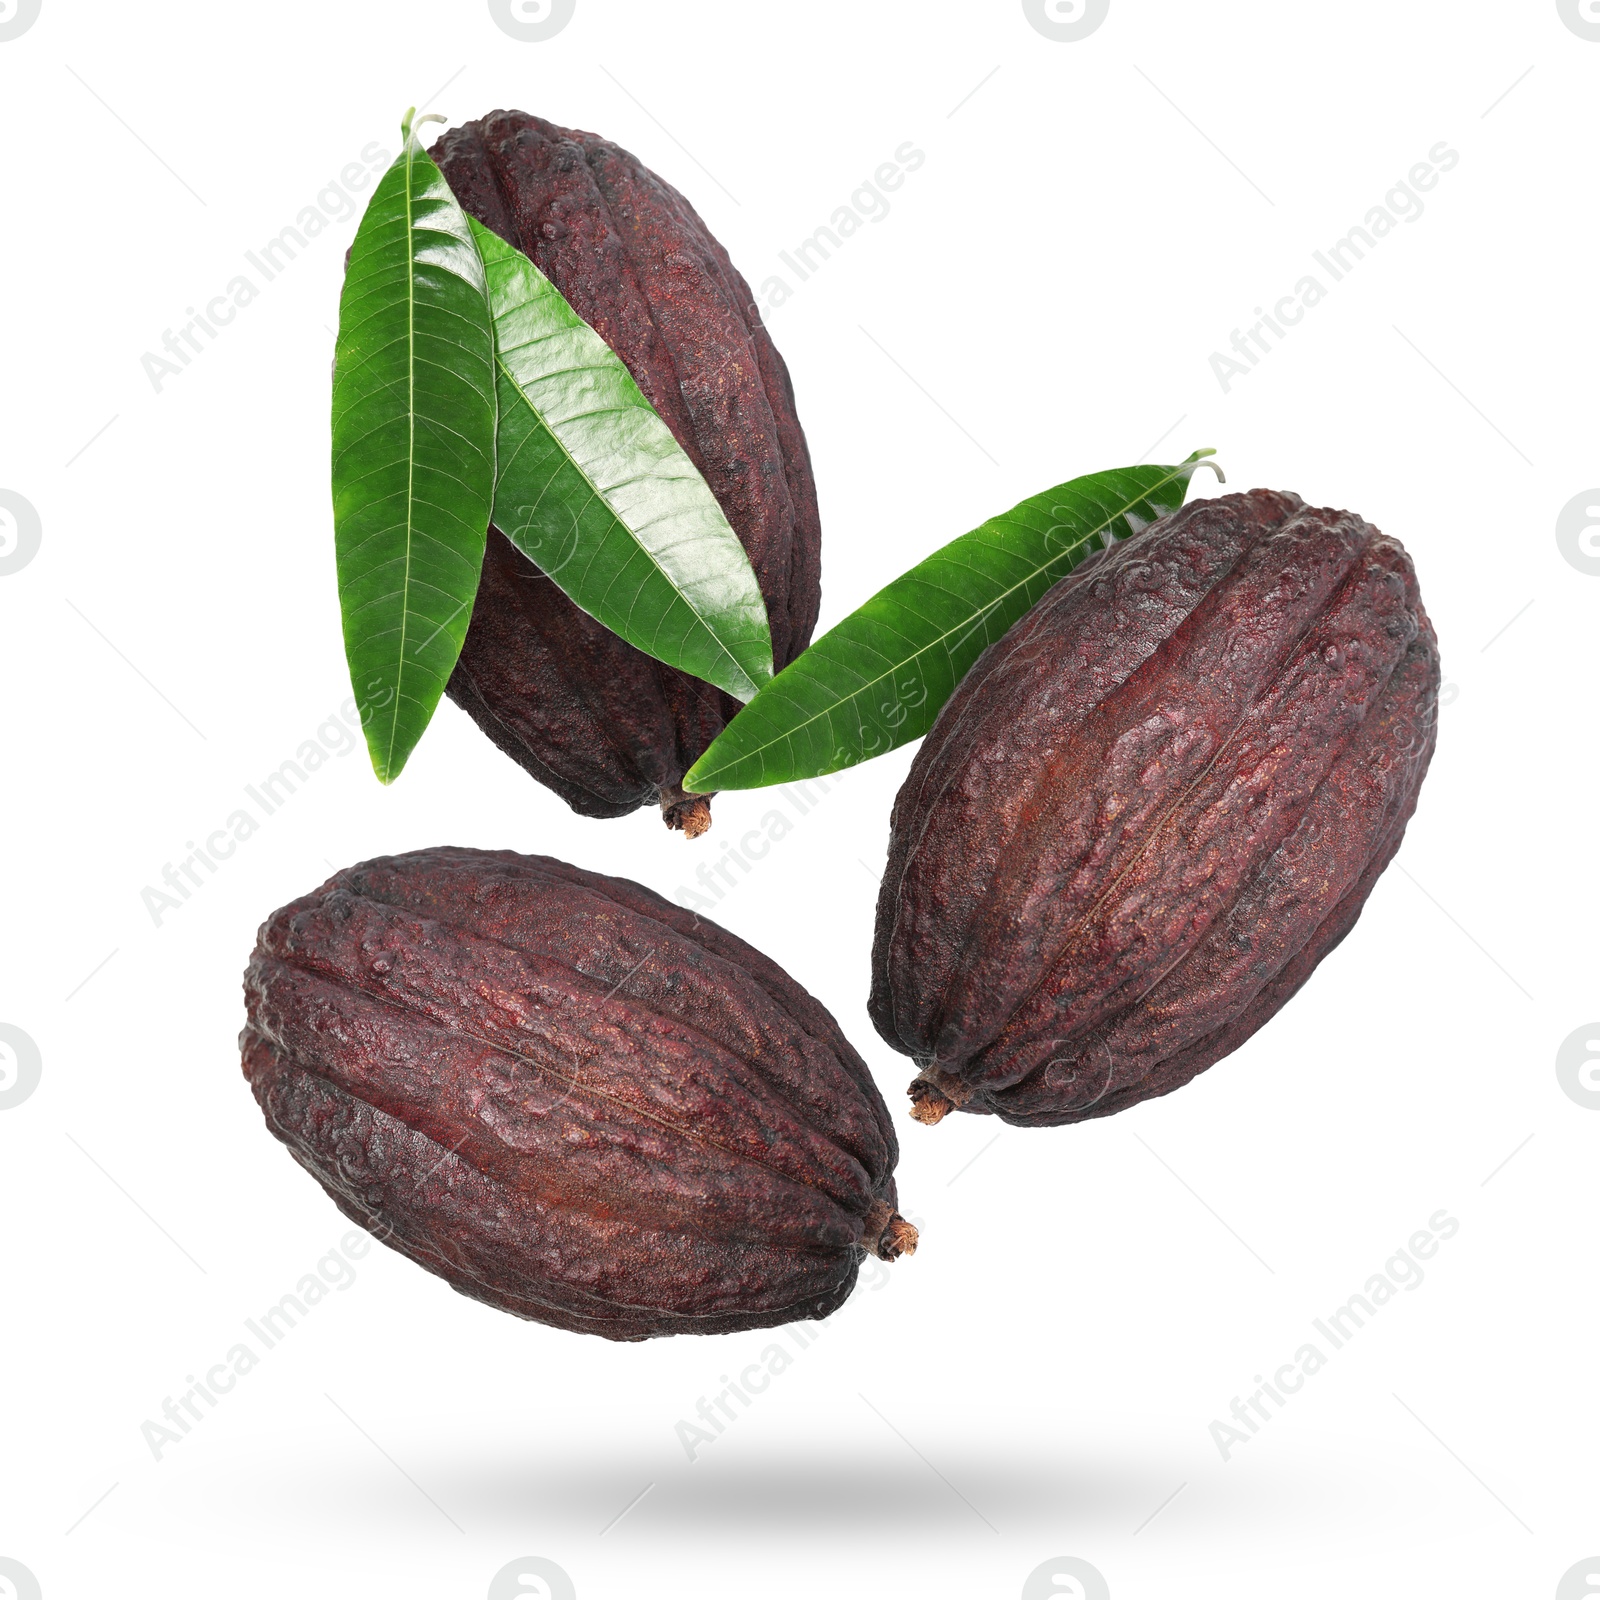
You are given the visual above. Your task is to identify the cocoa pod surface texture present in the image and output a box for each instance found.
[869,489,1440,1127]
[430,112,822,833]
[242,848,912,1340]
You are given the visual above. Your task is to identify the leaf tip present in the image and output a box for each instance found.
[1180,449,1225,486]
[365,736,405,786]
[402,107,448,153]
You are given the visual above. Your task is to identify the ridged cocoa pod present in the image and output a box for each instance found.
[242,848,913,1341]
[870,490,1439,1128]
[429,112,822,835]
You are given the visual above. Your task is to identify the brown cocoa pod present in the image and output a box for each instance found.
[870,489,1439,1127]
[241,847,913,1341]
[428,112,822,835]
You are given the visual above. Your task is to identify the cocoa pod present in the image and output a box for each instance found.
[869,489,1439,1128]
[242,848,913,1341]
[429,112,822,835]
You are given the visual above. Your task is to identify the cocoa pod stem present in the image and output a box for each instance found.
[907,1065,973,1125]
[660,784,712,839]
[863,1199,919,1260]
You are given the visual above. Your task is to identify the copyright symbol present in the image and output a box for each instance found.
[488,0,576,41]
[0,0,41,42]
[1557,0,1600,41]
[0,491,42,575]
[1022,0,1109,42]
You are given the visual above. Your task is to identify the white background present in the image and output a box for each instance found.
[2,2,1596,1596]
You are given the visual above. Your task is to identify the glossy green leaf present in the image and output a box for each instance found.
[684,452,1221,791]
[469,216,774,703]
[332,112,497,784]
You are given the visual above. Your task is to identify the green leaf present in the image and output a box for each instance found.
[332,111,498,784]
[469,216,774,703]
[684,452,1222,791]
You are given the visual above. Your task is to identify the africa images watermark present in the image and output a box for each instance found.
[750,142,927,320]
[139,693,381,927]
[673,1320,826,1461]
[139,142,391,394]
[139,1230,375,1461]
[671,1233,917,1462]
[1208,1208,1459,1460]
[1209,142,1460,394]
[672,774,846,914]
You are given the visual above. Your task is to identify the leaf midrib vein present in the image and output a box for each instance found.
[494,339,763,700]
[697,469,1191,782]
